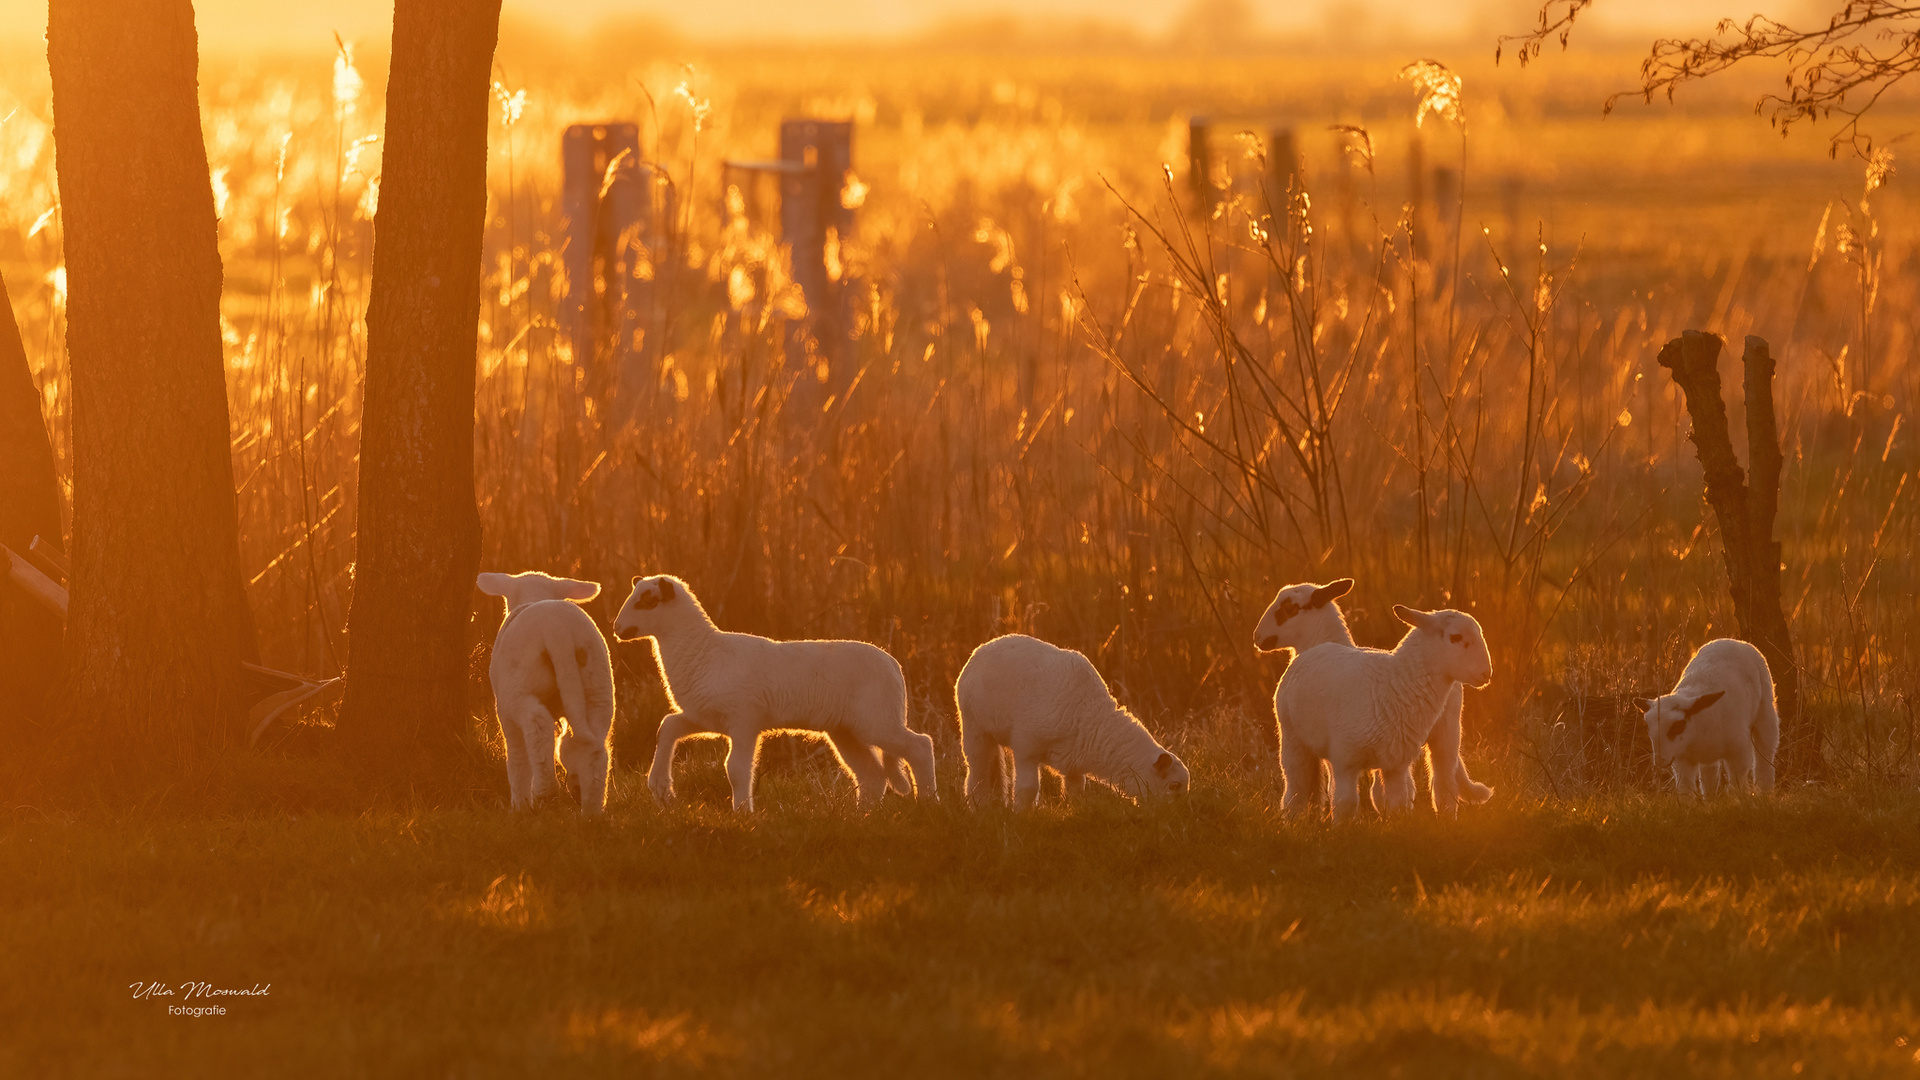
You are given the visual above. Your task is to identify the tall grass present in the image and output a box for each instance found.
[0,42,1913,793]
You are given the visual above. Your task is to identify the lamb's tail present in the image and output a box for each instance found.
[1456,759,1494,805]
[544,625,597,734]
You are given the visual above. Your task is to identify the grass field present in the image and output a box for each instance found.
[5,757,1920,1078]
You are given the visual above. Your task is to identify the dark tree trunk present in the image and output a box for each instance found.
[1656,330,1816,781]
[46,0,257,783]
[0,272,64,725]
[336,0,499,794]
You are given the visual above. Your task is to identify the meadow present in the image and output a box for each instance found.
[4,772,1919,1077]
[2,26,1919,1074]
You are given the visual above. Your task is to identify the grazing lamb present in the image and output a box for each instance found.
[957,634,1190,810]
[1273,606,1493,822]
[1254,578,1494,817]
[612,574,935,812]
[1634,638,1780,795]
[478,571,617,814]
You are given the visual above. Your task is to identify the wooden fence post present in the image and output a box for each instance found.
[777,118,856,408]
[1188,116,1217,217]
[1268,127,1297,206]
[1656,330,1816,781]
[560,122,650,409]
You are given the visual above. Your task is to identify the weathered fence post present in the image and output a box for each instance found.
[560,122,651,408]
[1188,116,1217,217]
[776,118,856,410]
[1656,330,1816,780]
[1268,127,1298,205]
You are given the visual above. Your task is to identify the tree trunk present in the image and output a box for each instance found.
[1655,330,1816,781]
[47,0,257,784]
[0,272,64,725]
[336,0,499,795]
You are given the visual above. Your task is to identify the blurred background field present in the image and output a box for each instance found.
[0,22,1914,794]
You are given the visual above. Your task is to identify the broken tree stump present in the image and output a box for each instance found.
[1656,330,1817,781]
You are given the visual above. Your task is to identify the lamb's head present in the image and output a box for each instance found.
[1633,690,1727,767]
[1392,605,1493,689]
[1254,578,1354,653]
[476,571,601,616]
[612,574,689,642]
[1120,748,1191,800]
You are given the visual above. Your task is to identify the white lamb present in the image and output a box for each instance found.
[612,574,936,812]
[1273,605,1494,822]
[1254,578,1494,817]
[477,571,617,814]
[956,634,1190,810]
[1633,638,1780,795]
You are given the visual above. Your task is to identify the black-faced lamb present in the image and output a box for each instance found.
[1633,638,1780,794]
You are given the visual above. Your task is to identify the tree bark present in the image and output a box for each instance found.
[336,0,498,794]
[0,272,64,725]
[1656,330,1815,781]
[47,0,257,783]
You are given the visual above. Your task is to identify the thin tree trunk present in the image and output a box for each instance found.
[336,0,499,794]
[47,0,257,784]
[1656,330,1815,781]
[0,271,64,725]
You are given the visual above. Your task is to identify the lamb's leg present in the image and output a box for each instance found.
[1702,760,1727,797]
[1063,772,1085,805]
[725,732,758,813]
[648,711,698,805]
[1427,688,1463,817]
[1329,763,1365,823]
[826,729,888,811]
[520,704,560,806]
[1755,706,1780,793]
[559,729,610,815]
[881,753,914,797]
[1379,765,1417,814]
[963,727,1006,808]
[1280,740,1321,818]
[897,730,938,803]
[1012,754,1043,811]
[499,703,534,810]
[1731,741,1759,794]
[1672,761,1702,796]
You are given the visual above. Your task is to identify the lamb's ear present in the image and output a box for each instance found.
[1682,690,1725,717]
[558,578,601,602]
[1393,604,1438,630]
[1309,578,1354,608]
[1631,696,1657,714]
[1665,717,1688,741]
[630,575,642,587]
[1154,751,1173,776]
[475,572,513,597]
